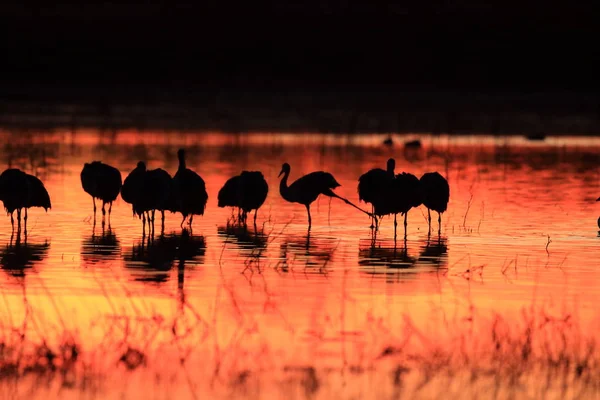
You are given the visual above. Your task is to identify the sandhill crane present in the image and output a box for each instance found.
[420,172,450,233]
[279,162,368,229]
[171,149,208,230]
[358,158,395,229]
[218,170,268,227]
[0,169,51,233]
[81,161,122,221]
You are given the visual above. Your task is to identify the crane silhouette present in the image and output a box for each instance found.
[171,149,208,230]
[81,161,122,223]
[420,172,450,233]
[389,172,422,238]
[358,158,395,229]
[218,170,269,227]
[0,169,51,234]
[122,161,173,234]
[278,162,369,229]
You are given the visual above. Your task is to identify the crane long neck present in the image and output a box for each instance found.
[178,156,186,171]
[279,170,291,201]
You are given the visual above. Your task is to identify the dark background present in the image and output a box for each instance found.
[0,2,598,131]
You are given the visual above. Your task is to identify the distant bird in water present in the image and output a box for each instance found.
[597,197,600,229]
[279,162,369,229]
[358,158,395,229]
[81,161,122,222]
[171,149,208,229]
[404,139,422,149]
[218,171,268,227]
[420,172,450,233]
[383,136,394,146]
[0,169,51,233]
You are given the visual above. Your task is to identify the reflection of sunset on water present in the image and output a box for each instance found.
[1,130,600,398]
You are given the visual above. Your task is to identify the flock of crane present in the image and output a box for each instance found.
[0,148,452,236]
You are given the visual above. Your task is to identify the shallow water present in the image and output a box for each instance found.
[1,130,599,399]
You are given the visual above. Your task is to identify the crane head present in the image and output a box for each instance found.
[278,163,290,178]
[597,197,600,201]
[386,158,395,174]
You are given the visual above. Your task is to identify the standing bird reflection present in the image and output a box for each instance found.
[171,149,208,230]
[358,158,395,229]
[218,171,268,227]
[279,162,368,229]
[420,172,450,233]
[81,161,122,223]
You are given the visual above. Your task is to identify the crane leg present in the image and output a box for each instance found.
[10,211,14,231]
[180,215,186,228]
[306,204,312,230]
[17,209,21,232]
[394,214,398,240]
[428,209,432,231]
[93,198,96,215]
[189,215,194,227]
[102,201,106,217]
[404,213,408,239]
[24,209,28,235]
[152,210,156,236]
[438,212,442,235]
[109,201,113,217]
[254,209,258,228]
[161,210,165,235]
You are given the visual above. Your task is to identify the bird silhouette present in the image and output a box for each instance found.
[122,162,174,234]
[419,172,450,233]
[389,172,422,238]
[121,161,146,217]
[358,158,395,229]
[81,161,122,223]
[279,162,368,229]
[218,170,269,227]
[171,149,208,229]
[0,169,51,234]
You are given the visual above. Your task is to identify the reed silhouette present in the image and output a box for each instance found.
[80,161,122,225]
[278,162,369,230]
[358,158,395,229]
[218,170,268,228]
[420,172,450,233]
[171,149,208,230]
[0,168,51,234]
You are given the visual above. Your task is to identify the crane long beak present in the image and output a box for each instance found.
[597,197,600,201]
[278,169,284,178]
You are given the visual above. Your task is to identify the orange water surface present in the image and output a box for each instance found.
[0,129,599,399]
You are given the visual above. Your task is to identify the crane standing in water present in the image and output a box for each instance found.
[279,162,370,230]
[122,161,173,234]
[218,170,269,228]
[389,172,422,239]
[420,172,450,233]
[358,158,396,230]
[81,161,122,224]
[0,168,51,234]
[171,149,208,230]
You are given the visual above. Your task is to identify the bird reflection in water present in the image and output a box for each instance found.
[358,238,417,279]
[123,231,206,284]
[81,225,121,266]
[416,233,448,269]
[217,225,267,254]
[277,233,338,274]
[0,236,50,279]
[359,233,448,281]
